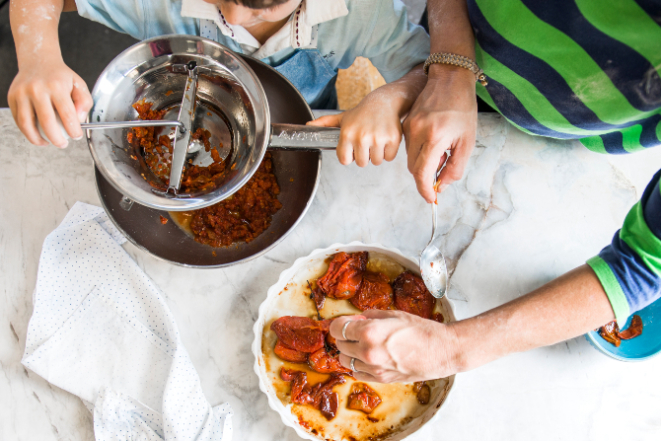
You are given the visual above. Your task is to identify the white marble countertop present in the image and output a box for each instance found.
[2,109,660,441]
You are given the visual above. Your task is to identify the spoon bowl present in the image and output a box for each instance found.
[419,169,449,299]
[419,201,449,298]
[420,248,448,297]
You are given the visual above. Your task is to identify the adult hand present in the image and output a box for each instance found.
[8,59,92,148]
[402,65,477,203]
[329,310,459,383]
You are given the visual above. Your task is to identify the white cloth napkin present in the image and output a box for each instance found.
[22,202,233,441]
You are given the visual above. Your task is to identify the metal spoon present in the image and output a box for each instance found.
[419,175,449,299]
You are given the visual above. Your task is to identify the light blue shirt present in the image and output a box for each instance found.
[75,0,430,108]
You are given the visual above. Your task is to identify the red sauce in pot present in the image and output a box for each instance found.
[130,99,282,248]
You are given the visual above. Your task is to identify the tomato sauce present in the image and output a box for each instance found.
[186,153,282,247]
[129,100,227,194]
[130,99,282,247]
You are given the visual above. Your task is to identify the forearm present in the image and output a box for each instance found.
[372,64,426,119]
[425,0,475,80]
[10,0,67,69]
[449,265,615,372]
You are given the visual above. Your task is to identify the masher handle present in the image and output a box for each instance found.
[82,120,186,132]
[38,117,186,146]
[268,123,339,151]
[167,63,199,194]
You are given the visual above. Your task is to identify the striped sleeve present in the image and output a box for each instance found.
[469,0,661,154]
[587,169,661,323]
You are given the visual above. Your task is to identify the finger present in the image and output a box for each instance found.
[336,135,354,165]
[334,340,365,359]
[413,137,451,203]
[52,91,83,140]
[8,91,17,121]
[338,353,394,383]
[433,151,449,192]
[403,112,429,172]
[383,138,400,162]
[338,353,375,374]
[352,371,381,383]
[436,137,475,189]
[14,95,48,146]
[71,77,93,123]
[329,315,366,342]
[33,93,68,148]
[369,141,385,166]
[361,309,403,320]
[354,136,370,168]
[306,113,343,127]
[405,134,425,174]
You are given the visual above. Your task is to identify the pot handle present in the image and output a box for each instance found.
[268,123,339,150]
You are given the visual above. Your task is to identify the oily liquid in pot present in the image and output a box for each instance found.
[261,253,452,441]
[169,212,195,238]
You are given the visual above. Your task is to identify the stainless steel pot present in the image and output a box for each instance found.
[88,35,338,212]
[94,37,326,267]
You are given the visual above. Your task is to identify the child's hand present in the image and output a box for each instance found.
[8,60,93,148]
[307,93,402,167]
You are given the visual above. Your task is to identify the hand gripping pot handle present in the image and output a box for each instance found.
[268,123,339,150]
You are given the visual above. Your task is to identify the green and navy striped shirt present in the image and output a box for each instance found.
[468,0,661,154]
[588,169,661,323]
[466,0,661,321]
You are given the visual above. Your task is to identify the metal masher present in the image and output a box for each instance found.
[86,38,341,211]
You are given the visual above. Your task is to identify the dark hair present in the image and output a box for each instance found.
[229,0,293,9]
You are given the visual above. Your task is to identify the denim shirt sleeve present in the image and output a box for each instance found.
[587,169,661,323]
[359,0,430,82]
[75,0,198,40]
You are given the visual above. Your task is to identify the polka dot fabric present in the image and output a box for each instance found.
[22,202,233,441]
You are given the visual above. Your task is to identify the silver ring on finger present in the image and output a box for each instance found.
[350,357,358,373]
[342,321,351,341]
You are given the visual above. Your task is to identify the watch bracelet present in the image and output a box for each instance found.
[423,52,488,86]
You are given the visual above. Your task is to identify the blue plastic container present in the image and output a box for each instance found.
[586,298,661,361]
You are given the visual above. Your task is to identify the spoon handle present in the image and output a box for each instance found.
[430,197,437,243]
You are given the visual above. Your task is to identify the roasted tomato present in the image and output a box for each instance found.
[350,271,393,311]
[432,312,444,323]
[313,374,346,420]
[318,390,340,421]
[270,316,326,353]
[413,382,431,405]
[280,368,346,420]
[309,347,353,375]
[274,340,309,363]
[599,321,621,346]
[309,282,326,311]
[318,318,333,333]
[281,368,314,405]
[317,252,368,300]
[619,315,643,340]
[316,318,339,347]
[347,382,382,414]
[392,271,435,319]
[280,367,302,382]
[599,315,643,346]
